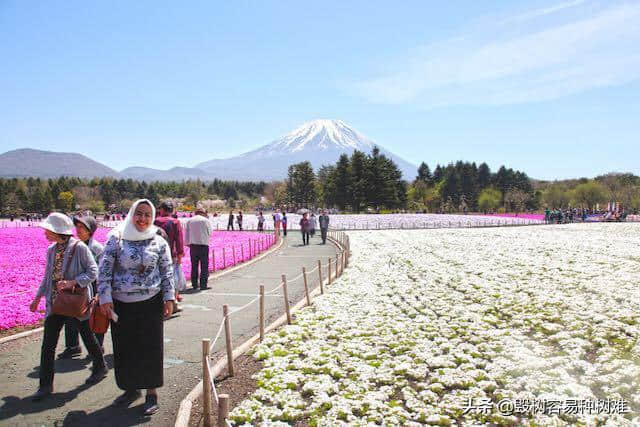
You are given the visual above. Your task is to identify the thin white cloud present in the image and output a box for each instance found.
[354,2,640,107]
[506,0,586,23]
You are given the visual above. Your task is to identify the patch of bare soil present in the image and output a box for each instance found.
[0,322,44,354]
[189,354,263,426]
[0,321,43,339]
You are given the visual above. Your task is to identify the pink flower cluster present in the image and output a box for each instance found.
[0,227,275,331]
[484,213,545,221]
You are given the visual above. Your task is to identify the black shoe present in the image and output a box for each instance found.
[58,347,81,359]
[113,389,142,407]
[192,285,199,290]
[143,394,159,415]
[31,386,53,402]
[200,286,209,290]
[86,366,108,384]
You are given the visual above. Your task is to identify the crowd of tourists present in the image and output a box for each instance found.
[544,207,630,224]
[27,199,217,415]
[266,208,331,245]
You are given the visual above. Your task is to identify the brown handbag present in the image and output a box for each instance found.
[52,242,90,318]
[90,234,120,333]
[89,297,109,333]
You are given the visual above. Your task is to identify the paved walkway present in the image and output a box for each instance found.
[0,232,337,426]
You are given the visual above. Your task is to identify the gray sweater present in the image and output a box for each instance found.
[35,237,98,320]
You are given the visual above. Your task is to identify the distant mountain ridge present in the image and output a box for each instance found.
[1,120,417,181]
[0,148,119,179]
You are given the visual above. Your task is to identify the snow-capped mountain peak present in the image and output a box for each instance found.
[194,119,417,180]
[269,119,374,153]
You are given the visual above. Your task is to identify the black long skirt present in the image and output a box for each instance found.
[111,292,163,390]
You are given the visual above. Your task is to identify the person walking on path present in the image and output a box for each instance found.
[59,215,106,355]
[319,210,330,244]
[282,212,288,236]
[185,208,213,290]
[154,201,185,313]
[309,213,317,237]
[236,211,243,231]
[299,213,310,246]
[227,210,234,231]
[98,199,175,415]
[29,213,107,401]
[257,211,265,232]
[273,209,282,237]
[58,215,103,359]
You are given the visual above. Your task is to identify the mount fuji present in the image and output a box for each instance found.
[194,119,417,181]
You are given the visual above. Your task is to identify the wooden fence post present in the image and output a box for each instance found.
[241,243,244,262]
[328,257,332,285]
[212,250,216,272]
[222,247,226,269]
[259,284,265,342]
[282,274,292,325]
[202,339,212,427]
[318,260,324,294]
[336,253,340,277]
[302,267,311,306]
[223,305,234,376]
[218,394,229,427]
[232,246,237,266]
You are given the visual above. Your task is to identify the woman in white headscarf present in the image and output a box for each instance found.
[98,199,175,415]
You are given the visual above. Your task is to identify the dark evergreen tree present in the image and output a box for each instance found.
[477,162,491,189]
[416,162,432,184]
[333,154,351,211]
[432,164,443,182]
[349,151,368,213]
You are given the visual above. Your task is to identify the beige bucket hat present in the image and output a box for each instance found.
[40,212,74,235]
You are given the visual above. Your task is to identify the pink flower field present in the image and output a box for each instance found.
[0,227,275,331]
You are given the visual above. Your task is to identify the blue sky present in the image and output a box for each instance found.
[1,0,638,180]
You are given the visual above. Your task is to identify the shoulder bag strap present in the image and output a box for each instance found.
[63,241,79,279]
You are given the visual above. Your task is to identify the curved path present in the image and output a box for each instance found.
[0,232,338,426]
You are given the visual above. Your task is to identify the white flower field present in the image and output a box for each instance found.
[230,223,639,426]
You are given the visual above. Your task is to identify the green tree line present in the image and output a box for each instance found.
[535,173,640,212]
[408,161,535,213]
[2,162,638,217]
[0,176,266,216]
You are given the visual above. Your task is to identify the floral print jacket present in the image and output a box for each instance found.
[97,234,175,304]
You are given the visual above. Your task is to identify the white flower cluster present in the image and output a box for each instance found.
[229,224,640,426]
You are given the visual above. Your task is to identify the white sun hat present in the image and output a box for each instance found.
[40,212,74,235]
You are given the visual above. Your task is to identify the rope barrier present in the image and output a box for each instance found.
[195,236,347,427]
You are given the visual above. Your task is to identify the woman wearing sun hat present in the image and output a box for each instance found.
[97,199,175,415]
[28,212,107,401]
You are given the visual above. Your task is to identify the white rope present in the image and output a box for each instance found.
[305,265,319,274]
[228,296,260,318]
[209,320,226,352]
[265,281,285,296]
[205,357,219,403]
